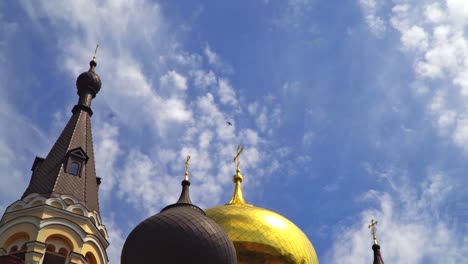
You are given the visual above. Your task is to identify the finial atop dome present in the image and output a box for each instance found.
[184,155,190,181]
[228,145,249,205]
[76,45,101,102]
[89,44,98,69]
[93,44,99,61]
[176,155,192,204]
[368,219,379,245]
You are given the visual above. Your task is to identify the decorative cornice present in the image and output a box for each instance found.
[3,194,108,242]
[71,104,93,116]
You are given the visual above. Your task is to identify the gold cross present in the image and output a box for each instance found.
[93,44,99,62]
[184,155,191,181]
[368,219,378,244]
[233,145,244,171]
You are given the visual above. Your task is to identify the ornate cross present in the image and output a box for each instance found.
[368,219,378,244]
[233,145,244,171]
[93,44,99,61]
[184,155,191,180]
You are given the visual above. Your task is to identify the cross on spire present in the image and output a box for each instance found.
[184,155,191,181]
[233,145,244,171]
[368,219,379,245]
[93,44,99,62]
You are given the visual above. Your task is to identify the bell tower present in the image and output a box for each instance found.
[0,51,109,264]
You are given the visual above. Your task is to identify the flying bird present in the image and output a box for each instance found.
[226,121,233,126]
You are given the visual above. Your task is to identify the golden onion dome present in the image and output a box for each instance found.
[205,168,319,264]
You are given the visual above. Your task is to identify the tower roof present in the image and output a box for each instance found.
[372,244,384,264]
[22,54,102,213]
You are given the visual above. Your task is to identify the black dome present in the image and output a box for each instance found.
[76,61,101,98]
[121,180,237,264]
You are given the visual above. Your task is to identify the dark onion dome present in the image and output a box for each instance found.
[121,173,237,264]
[76,59,101,98]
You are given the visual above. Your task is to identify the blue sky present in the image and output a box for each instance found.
[0,0,467,263]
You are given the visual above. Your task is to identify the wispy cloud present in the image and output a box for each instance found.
[358,0,386,37]
[384,1,468,152]
[218,78,238,106]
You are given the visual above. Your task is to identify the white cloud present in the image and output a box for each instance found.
[358,0,386,37]
[204,45,219,65]
[218,78,238,106]
[424,3,444,24]
[437,109,456,130]
[327,171,465,263]
[446,0,468,26]
[202,45,233,73]
[240,129,261,146]
[160,70,188,91]
[401,25,428,51]
[94,122,120,197]
[102,216,125,264]
[452,118,468,150]
[116,150,180,213]
[190,69,217,89]
[198,130,213,149]
[367,0,468,153]
[247,97,282,135]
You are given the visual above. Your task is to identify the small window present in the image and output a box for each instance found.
[69,162,81,176]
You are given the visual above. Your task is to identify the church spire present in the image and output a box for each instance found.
[22,49,102,213]
[368,219,384,264]
[176,155,192,204]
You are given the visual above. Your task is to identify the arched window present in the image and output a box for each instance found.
[43,244,66,264]
[69,162,80,176]
[86,252,97,264]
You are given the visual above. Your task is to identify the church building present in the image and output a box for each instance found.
[0,53,383,264]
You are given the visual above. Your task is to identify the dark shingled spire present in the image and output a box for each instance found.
[175,178,192,204]
[160,155,202,214]
[22,54,102,213]
[372,244,384,264]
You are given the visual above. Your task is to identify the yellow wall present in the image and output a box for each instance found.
[0,203,108,264]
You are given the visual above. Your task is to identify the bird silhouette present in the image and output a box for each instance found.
[226,121,232,126]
